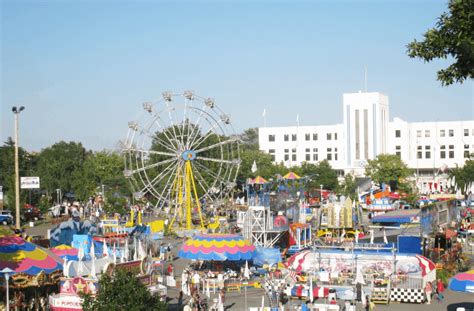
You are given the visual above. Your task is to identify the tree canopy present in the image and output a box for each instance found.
[406,0,474,86]
[364,154,411,186]
[82,270,167,311]
[450,159,474,193]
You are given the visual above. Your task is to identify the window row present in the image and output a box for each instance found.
[268,148,339,162]
[396,129,474,138]
[268,133,338,142]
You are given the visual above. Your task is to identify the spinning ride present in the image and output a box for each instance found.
[121,91,240,230]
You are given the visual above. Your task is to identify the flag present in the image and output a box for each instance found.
[244,260,250,279]
[103,240,109,258]
[251,160,258,173]
[309,276,314,303]
[383,229,388,244]
[370,229,374,244]
[262,109,266,117]
[296,113,300,125]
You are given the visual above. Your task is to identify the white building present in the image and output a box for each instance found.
[259,91,474,190]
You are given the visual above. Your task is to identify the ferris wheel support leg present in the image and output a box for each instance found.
[185,161,193,230]
[188,162,205,229]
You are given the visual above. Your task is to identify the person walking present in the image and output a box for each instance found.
[436,279,445,302]
[424,281,433,304]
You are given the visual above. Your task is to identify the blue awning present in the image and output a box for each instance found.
[371,209,420,224]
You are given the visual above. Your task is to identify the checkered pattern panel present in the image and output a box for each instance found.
[390,288,425,304]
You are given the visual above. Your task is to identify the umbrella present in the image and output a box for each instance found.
[251,176,268,185]
[0,235,62,275]
[51,244,79,261]
[179,234,256,261]
[449,270,474,293]
[283,172,300,180]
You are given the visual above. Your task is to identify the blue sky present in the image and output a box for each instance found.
[1,0,472,151]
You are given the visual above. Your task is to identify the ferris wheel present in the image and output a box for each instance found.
[121,91,241,229]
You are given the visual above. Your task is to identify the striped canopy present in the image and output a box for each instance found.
[51,244,79,261]
[251,176,268,184]
[0,235,63,275]
[179,234,256,261]
[283,172,300,180]
[449,270,474,293]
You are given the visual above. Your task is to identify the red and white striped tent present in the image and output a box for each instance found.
[286,250,436,285]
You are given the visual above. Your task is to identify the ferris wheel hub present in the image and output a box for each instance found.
[181,150,197,161]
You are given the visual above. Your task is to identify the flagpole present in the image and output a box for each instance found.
[262,109,267,127]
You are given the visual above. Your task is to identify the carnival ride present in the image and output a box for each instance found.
[121,91,241,230]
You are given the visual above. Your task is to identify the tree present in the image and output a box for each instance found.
[339,173,358,199]
[0,137,36,209]
[240,127,259,151]
[406,0,474,86]
[82,270,167,311]
[297,160,339,190]
[35,141,89,199]
[450,159,474,193]
[365,154,411,185]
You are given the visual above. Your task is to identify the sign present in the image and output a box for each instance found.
[20,177,40,189]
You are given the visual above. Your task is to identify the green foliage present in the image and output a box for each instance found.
[296,160,338,190]
[407,0,474,86]
[365,154,411,185]
[0,137,36,209]
[239,149,286,180]
[35,141,89,196]
[339,173,358,199]
[240,127,259,150]
[82,270,167,311]
[450,159,474,192]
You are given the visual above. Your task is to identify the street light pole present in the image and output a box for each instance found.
[1,267,14,310]
[12,106,25,230]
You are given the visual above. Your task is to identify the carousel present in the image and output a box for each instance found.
[0,235,63,309]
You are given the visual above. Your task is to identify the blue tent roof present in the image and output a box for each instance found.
[371,209,420,224]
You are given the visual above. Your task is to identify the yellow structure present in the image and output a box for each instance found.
[148,220,165,233]
[169,153,205,230]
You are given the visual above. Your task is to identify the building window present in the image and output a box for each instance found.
[426,150,431,159]
[327,133,332,140]
[464,129,469,137]
[440,145,446,159]
[425,130,430,138]
[464,145,470,158]
[284,149,289,161]
[449,145,454,158]
[305,133,310,141]
[440,130,445,137]
[417,145,422,159]
[335,148,338,161]
[327,148,332,161]
[395,130,401,138]
[268,134,275,142]
[292,154,297,161]
[313,133,318,140]
[269,149,275,161]
[334,133,338,140]
[417,130,422,138]
[306,154,310,161]
[395,145,401,157]
[291,134,297,141]
[313,148,318,161]
[284,134,289,142]
[449,129,454,137]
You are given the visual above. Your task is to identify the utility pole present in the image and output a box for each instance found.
[12,106,25,230]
